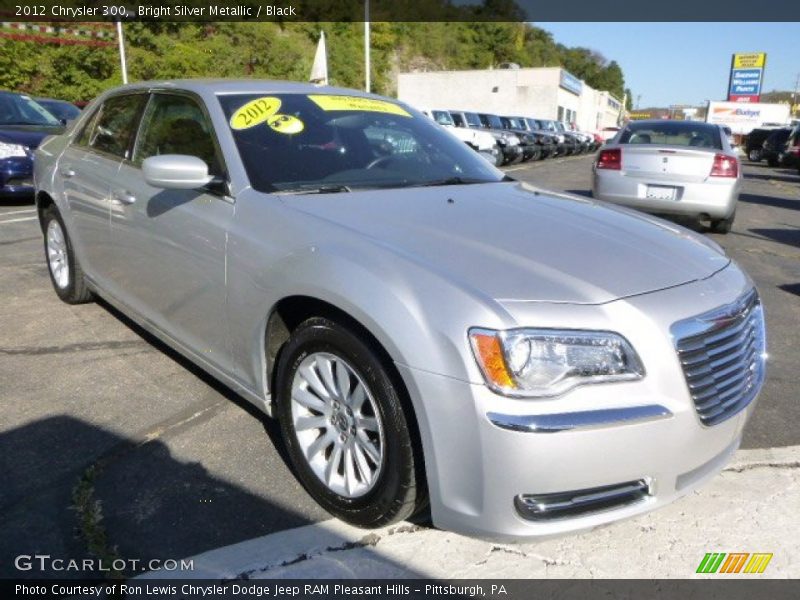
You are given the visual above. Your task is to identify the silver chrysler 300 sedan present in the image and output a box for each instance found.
[592,120,742,233]
[34,81,766,539]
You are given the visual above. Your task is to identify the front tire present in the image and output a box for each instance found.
[748,149,762,162]
[275,317,424,528]
[42,205,93,304]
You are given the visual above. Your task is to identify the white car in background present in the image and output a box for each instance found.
[420,108,501,166]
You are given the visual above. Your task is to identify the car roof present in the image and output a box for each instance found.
[104,79,388,99]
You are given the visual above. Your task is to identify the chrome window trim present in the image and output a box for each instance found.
[486,404,672,434]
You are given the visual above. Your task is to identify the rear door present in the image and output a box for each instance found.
[58,93,148,286]
[107,91,235,373]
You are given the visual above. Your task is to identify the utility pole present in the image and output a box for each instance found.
[793,73,800,115]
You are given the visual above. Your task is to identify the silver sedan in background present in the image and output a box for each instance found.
[592,120,741,233]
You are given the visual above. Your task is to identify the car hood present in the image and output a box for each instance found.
[285,182,730,305]
[0,125,64,149]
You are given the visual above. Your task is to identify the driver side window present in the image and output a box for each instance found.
[133,94,222,176]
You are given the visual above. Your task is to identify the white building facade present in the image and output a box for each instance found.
[397,67,622,132]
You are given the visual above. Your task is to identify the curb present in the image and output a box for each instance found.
[140,445,800,580]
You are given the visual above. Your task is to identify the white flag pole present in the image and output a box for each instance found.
[116,21,128,84]
[364,0,370,93]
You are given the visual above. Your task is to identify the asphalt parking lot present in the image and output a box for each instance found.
[1,155,798,578]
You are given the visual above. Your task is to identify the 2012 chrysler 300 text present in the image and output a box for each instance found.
[34,81,766,539]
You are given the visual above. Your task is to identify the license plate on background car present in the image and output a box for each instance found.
[646,185,677,200]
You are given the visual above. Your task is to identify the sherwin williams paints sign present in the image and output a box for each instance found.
[559,70,583,96]
[728,52,766,103]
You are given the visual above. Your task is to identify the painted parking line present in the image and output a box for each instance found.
[0,216,38,225]
[0,208,36,216]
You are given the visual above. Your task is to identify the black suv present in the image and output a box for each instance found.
[762,128,793,167]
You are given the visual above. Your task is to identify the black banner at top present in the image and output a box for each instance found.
[0,0,799,22]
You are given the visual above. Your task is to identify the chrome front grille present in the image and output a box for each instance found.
[672,289,766,426]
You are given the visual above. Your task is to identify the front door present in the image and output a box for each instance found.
[108,92,234,374]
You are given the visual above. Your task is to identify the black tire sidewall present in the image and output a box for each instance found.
[42,206,79,302]
[275,318,416,527]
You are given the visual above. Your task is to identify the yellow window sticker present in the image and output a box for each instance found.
[267,114,304,135]
[230,97,282,130]
[308,95,411,117]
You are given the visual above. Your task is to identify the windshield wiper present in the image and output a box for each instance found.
[411,177,493,188]
[274,184,352,195]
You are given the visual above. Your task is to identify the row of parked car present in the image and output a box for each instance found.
[744,124,800,171]
[419,108,605,166]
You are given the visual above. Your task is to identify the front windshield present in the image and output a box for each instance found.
[219,93,503,193]
[0,93,61,126]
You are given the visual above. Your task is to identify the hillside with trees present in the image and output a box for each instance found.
[0,21,630,105]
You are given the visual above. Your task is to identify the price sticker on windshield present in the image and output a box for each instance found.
[230,97,282,130]
[308,95,411,117]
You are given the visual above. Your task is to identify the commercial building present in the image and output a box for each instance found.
[397,67,623,132]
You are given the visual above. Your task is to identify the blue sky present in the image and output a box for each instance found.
[538,22,799,107]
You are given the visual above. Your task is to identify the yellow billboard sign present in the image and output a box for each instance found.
[733,53,766,68]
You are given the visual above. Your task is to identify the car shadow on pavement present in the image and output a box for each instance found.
[0,196,35,208]
[565,188,592,198]
[743,171,800,184]
[778,283,800,297]
[0,415,427,580]
[739,192,799,212]
[748,227,800,250]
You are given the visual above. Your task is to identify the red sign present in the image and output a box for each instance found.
[729,95,759,103]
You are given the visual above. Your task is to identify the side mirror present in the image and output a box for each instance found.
[142,154,213,190]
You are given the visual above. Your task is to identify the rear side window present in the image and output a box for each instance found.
[618,122,722,149]
[79,94,147,159]
[133,93,222,175]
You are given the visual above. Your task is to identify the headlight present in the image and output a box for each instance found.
[469,328,644,397]
[0,142,28,159]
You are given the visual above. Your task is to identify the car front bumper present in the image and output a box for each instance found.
[592,168,740,220]
[1,157,35,198]
[398,262,760,540]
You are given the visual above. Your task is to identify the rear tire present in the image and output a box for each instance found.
[709,210,735,234]
[275,317,424,528]
[748,149,762,162]
[42,204,93,304]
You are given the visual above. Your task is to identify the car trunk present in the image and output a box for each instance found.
[622,146,716,184]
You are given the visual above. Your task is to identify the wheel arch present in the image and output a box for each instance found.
[264,294,429,507]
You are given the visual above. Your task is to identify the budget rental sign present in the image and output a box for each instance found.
[728,53,766,103]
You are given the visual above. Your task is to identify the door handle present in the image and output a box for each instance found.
[59,167,75,178]
[111,190,137,205]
